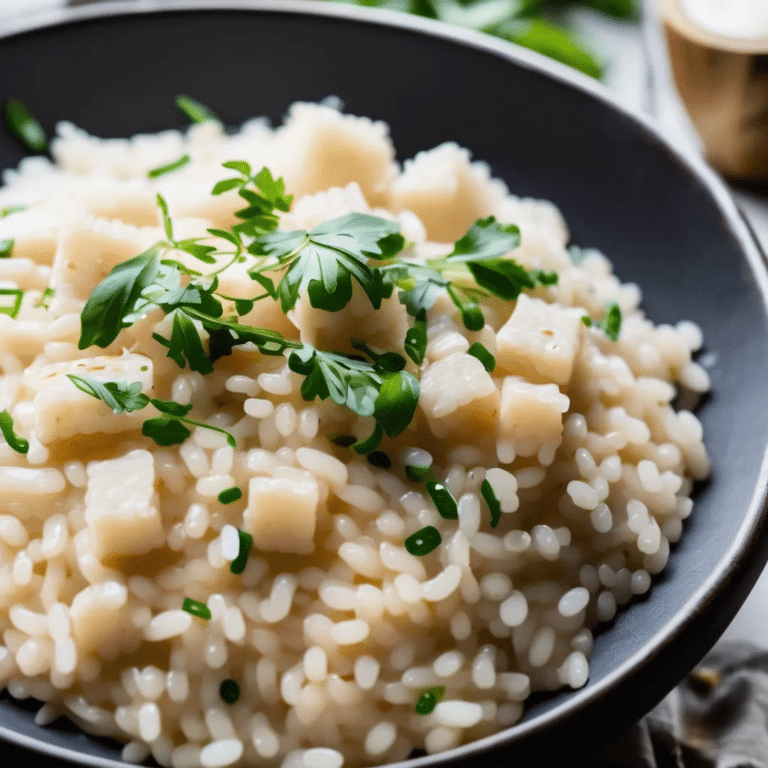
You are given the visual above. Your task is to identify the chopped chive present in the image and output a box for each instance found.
[481,478,502,528]
[147,153,191,179]
[229,529,253,575]
[581,315,592,327]
[219,678,240,704]
[0,289,23,318]
[0,410,29,454]
[182,597,211,620]
[0,239,13,258]
[467,342,495,373]
[352,422,384,455]
[603,301,622,342]
[5,99,47,153]
[415,685,446,714]
[404,525,441,556]
[218,486,242,505]
[331,434,357,448]
[405,464,432,482]
[34,287,55,310]
[1,205,25,218]
[367,450,391,469]
[176,94,221,124]
[426,481,458,520]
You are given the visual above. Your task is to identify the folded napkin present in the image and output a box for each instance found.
[594,642,768,768]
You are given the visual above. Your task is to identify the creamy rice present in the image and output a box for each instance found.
[0,102,710,768]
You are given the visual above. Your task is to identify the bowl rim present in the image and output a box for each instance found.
[2,2,768,767]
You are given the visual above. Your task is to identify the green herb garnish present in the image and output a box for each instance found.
[0,289,23,318]
[367,450,391,469]
[0,239,13,258]
[147,153,191,179]
[1,205,25,218]
[415,685,446,715]
[182,597,211,620]
[67,376,149,414]
[219,678,240,704]
[404,525,442,556]
[176,94,220,124]
[426,481,458,520]
[0,410,29,454]
[229,529,253,575]
[35,287,55,310]
[331,434,357,448]
[481,478,502,528]
[582,300,622,342]
[467,342,495,372]
[4,99,47,153]
[218,486,242,505]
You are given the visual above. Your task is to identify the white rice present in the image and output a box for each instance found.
[0,101,710,767]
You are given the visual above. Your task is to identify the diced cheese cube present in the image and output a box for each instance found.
[70,581,129,656]
[85,449,164,561]
[495,294,583,386]
[26,353,153,444]
[499,376,570,457]
[50,222,144,305]
[244,474,319,554]
[419,352,499,438]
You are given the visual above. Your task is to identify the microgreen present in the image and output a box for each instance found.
[0,289,23,318]
[176,94,220,124]
[404,525,442,556]
[404,309,428,365]
[4,99,47,153]
[219,678,240,704]
[218,487,242,505]
[481,478,502,528]
[66,376,149,414]
[229,529,253,575]
[415,686,446,715]
[182,597,211,620]
[147,153,190,179]
[582,300,622,342]
[0,410,29,454]
[467,342,496,372]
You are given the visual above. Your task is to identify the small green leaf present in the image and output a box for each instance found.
[467,342,496,372]
[374,371,420,438]
[222,160,252,176]
[167,311,214,374]
[603,301,622,342]
[352,422,385,455]
[1,205,25,218]
[176,94,220,124]
[67,376,150,414]
[182,597,211,620]
[0,239,13,258]
[447,216,521,263]
[34,287,55,310]
[481,478,502,528]
[149,398,194,417]
[148,153,191,179]
[0,410,29,454]
[142,417,192,446]
[426,481,458,520]
[415,686,446,714]
[212,177,243,196]
[5,98,47,153]
[218,487,242,505]
[404,525,442,556]
[404,309,428,365]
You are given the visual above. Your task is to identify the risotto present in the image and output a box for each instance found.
[0,101,710,768]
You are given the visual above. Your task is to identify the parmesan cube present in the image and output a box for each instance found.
[419,352,499,438]
[388,142,500,242]
[499,377,570,457]
[244,474,319,554]
[496,294,583,386]
[26,354,153,443]
[85,450,164,561]
[70,581,129,656]
[50,222,144,305]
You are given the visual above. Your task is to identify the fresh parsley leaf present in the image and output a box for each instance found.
[4,98,47,153]
[0,239,13,258]
[78,244,161,349]
[222,160,252,176]
[157,193,174,241]
[374,371,420,438]
[175,94,221,124]
[66,376,149,414]
[167,311,215,374]
[404,309,428,365]
[252,167,293,213]
[142,417,192,446]
[583,301,622,342]
[0,289,23,318]
[0,410,28,454]
[465,258,536,300]
[149,398,194,417]
[148,154,191,179]
[174,238,218,265]
[446,216,521,263]
[253,213,404,313]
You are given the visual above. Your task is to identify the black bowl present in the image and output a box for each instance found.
[2,2,768,766]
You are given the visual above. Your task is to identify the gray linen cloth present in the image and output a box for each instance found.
[594,643,768,768]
